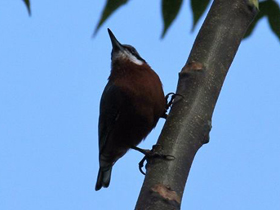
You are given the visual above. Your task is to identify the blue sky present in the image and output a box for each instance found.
[0,1,280,209]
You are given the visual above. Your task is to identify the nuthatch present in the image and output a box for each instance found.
[95,29,166,191]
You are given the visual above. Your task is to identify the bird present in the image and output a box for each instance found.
[95,28,166,191]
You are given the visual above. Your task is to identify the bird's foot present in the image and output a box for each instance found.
[132,145,175,175]
[162,92,184,119]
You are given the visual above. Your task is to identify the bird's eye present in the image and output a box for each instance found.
[123,44,145,63]
[129,47,139,57]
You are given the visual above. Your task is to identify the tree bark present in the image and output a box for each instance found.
[135,0,258,209]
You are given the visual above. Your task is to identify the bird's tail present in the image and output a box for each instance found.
[95,166,112,191]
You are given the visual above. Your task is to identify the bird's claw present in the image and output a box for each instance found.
[162,92,184,119]
[139,157,146,175]
[137,145,175,175]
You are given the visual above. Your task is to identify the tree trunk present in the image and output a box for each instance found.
[135,0,258,209]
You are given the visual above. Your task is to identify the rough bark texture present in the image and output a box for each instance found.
[135,0,258,209]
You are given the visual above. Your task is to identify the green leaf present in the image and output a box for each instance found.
[23,0,31,15]
[243,9,264,39]
[248,0,259,9]
[94,0,128,36]
[161,0,183,38]
[244,0,280,41]
[266,0,280,41]
[191,0,210,31]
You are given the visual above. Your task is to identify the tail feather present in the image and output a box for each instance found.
[95,166,112,191]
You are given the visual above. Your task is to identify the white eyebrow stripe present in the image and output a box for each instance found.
[112,51,144,66]
[125,51,143,65]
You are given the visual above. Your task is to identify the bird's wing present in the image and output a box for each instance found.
[98,82,123,153]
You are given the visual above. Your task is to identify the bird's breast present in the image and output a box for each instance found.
[112,63,165,119]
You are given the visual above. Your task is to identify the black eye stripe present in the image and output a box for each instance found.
[126,46,138,56]
[130,49,138,56]
[123,44,146,63]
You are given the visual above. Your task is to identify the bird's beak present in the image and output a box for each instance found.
[108,28,124,52]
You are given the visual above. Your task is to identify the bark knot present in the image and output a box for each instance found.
[182,61,204,74]
[151,184,181,205]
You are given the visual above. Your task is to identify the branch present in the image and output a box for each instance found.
[135,0,258,209]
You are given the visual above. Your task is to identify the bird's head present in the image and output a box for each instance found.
[107,28,146,66]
